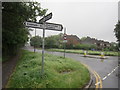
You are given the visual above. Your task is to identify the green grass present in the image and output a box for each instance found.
[6,50,90,88]
[47,49,119,56]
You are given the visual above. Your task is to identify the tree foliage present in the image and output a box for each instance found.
[114,21,120,47]
[2,2,47,56]
[81,37,87,41]
[70,44,97,50]
[30,36,42,48]
[30,34,63,49]
[45,34,62,48]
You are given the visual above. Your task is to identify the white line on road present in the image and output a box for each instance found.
[102,65,119,81]
[102,76,107,81]
[95,82,100,86]
[107,73,110,76]
[95,65,119,85]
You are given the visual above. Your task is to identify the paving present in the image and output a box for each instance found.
[2,52,21,88]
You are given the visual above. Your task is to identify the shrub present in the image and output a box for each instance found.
[74,44,97,50]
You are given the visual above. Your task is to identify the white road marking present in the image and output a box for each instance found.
[95,65,119,85]
[102,76,107,81]
[107,73,110,76]
[111,70,114,74]
[102,65,119,81]
[95,82,100,85]
[113,69,116,71]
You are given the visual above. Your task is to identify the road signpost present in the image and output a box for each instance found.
[40,13,50,77]
[41,20,45,76]
[45,22,63,31]
[63,28,67,58]
[34,28,36,53]
[25,22,63,31]
[25,21,44,29]
[25,13,63,76]
[63,33,67,43]
[39,13,52,23]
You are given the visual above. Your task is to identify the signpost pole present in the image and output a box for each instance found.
[34,28,36,53]
[64,27,66,58]
[41,19,45,76]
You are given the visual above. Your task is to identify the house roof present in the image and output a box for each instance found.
[66,35,81,43]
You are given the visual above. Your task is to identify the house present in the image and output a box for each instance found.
[81,36,96,45]
[66,35,81,45]
[61,35,111,49]
[81,36,111,49]
[61,34,81,45]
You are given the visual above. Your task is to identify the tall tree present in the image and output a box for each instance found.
[30,36,42,48]
[2,2,47,57]
[114,21,120,47]
[45,34,63,48]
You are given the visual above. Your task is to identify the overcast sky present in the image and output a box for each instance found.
[30,0,119,43]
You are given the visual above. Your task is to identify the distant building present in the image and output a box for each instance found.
[66,35,81,45]
[61,35,111,49]
[81,36,96,45]
[81,36,111,49]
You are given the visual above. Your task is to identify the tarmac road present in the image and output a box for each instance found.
[24,46,119,88]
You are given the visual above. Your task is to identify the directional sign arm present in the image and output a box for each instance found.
[25,21,44,29]
[39,13,52,23]
[45,22,63,31]
[25,21,63,31]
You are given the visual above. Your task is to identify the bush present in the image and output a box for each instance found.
[103,48,110,51]
[45,45,58,49]
[30,36,42,48]
[74,44,97,50]
[61,44,97,50]
[45,35,61,49]
[58,44,64,49]
[2,2,47,59]
[66,44,74,49]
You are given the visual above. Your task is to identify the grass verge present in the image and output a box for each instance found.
[46,49,119,56]
[6,50,90,88]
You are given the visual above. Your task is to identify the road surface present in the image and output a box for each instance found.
[24,46,119,88]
